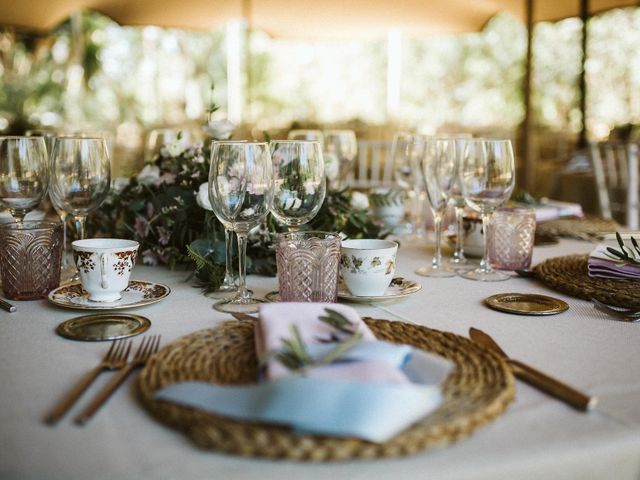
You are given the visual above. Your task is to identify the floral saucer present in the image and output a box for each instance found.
[338,277,421,303]
[48,280,171,310]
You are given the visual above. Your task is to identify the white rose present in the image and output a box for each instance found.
[196,182,213,211]
[136,164,160,186]
[323,152,339,181]
[112,177,130,192]
[166,141,186,157]
[350,191,369,210]
[205,119,235,140]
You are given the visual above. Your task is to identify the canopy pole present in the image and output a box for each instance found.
[521,0,534,192]
[578,0,589,148]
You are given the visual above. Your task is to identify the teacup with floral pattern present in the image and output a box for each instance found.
[340,239,398,296]
[72,239,139,302]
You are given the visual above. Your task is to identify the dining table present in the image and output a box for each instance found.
[1,236,639,480]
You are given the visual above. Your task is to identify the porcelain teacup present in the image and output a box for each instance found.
[340,239,398,296]
[72,239,139,302]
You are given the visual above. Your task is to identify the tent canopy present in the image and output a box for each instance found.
[1,0,638,38]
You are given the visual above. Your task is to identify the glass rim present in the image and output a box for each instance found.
[276,230,340,240]
[54,136,106,141]
[0,135,47,142]
[270,139,321,145]
[0,220,61,231]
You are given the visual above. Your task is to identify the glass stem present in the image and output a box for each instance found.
[59,212,69,269]
[74,215,87,240]
[480,212,493,274]
[432,213,442,268]
[224,228,235,284]
[236,232,250,300]
[454,206,465,261]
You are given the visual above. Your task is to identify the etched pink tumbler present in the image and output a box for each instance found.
[488,207,536,271]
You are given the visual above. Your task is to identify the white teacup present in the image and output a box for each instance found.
[72,239,139,302]
[340,239,398,296]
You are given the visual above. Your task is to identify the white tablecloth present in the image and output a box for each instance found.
[2,238,639,480]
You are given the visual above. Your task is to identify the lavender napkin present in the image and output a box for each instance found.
[588,243,640,280]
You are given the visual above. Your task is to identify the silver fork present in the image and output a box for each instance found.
[74,335,161,425]
[45,339,132,425]
[591,298,640,323]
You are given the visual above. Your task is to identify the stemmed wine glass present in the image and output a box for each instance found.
[266,140,325,301]
[415,137,457,277]
[459,138,515,281]
[448,134,474,270]
[0,136,49,222]
[49,137,111,242]
[208,141,274,314]
[270,140,326,230]
[391,132,417,235]
[288,129,324,145]
[323,130,357,189]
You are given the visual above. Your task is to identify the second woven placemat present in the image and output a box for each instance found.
[534,254,640,309]
[536,217,619,241]
[137,318,515,461]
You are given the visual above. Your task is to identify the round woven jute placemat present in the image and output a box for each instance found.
[536,217,619,240]
[137,318,515,461]
[534,254,640,309]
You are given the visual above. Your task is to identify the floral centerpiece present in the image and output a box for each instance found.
[90,122,387,293]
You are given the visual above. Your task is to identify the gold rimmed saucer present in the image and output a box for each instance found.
[338,277,421,304]
[484,293,569,316]
[56,313,151,341]
[48,280,170,310]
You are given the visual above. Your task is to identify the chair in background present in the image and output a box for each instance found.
[590,141,639,229]
[351,140,394,189]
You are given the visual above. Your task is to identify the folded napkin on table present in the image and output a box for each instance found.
[532,199,584,223]
[156,303,452,442]
[588,239,640,280]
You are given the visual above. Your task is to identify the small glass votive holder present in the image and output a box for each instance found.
[488,207,536,271]
[0,221,63,300]
[276,231,341,302]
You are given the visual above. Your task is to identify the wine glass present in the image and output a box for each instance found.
[0,136,49,222]
[270,140,326,230]
[49,137,111,242]
[448,134,474,270]
[415,137,457,277]
[208,141,274,314]
[323,130,357,189]
[288,129,324,145]
[459,138,515,281]
[391,132,417,235]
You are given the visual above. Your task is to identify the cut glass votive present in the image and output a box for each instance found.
[488,207,536,271]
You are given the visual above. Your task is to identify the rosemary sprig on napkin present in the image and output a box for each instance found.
[604,232,640,266]
[261,309,363,374]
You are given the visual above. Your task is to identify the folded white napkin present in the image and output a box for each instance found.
[533,200,584,223]
[156,303,452,442]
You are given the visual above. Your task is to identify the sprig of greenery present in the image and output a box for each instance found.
[186,243,225,293]
[604,232,640,265]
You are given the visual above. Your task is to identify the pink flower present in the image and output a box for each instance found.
[134,216,150,239]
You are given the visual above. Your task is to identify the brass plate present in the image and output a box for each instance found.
[484,293,569,316]
[56,313,151,341]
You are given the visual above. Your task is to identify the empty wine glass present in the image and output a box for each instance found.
[460,138,515,281]
[324,130,357,189]
[448,134,474,270]
[0,136,49,222]
[49,137,111,242]
[209,141,274,314]
[415,137,457,278]
[270,140,326,230]
[391,132,416,234]
[288,129,324,145]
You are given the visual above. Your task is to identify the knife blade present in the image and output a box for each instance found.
[469,328,597,412]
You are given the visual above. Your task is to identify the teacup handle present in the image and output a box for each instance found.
[99,253,109,289]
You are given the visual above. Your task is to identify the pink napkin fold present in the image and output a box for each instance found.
[256,302,409,384]
[588,243,640,280]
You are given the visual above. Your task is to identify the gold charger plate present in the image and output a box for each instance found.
[338,277,421,303]
[485,293,569,316]
[56,313,151,341]
[48,280,170,310]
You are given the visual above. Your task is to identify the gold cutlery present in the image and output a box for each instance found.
[44,339,131,425]
[74,335,161,425]
[469,328,597,412]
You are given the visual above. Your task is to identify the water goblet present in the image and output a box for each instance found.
[0,136,49,223]
[323,130,357,189]
[415,137,457,277]
[288,129,324,145]
[459,138,516,282]
[208,141,274,314]
[49,136,111,242]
